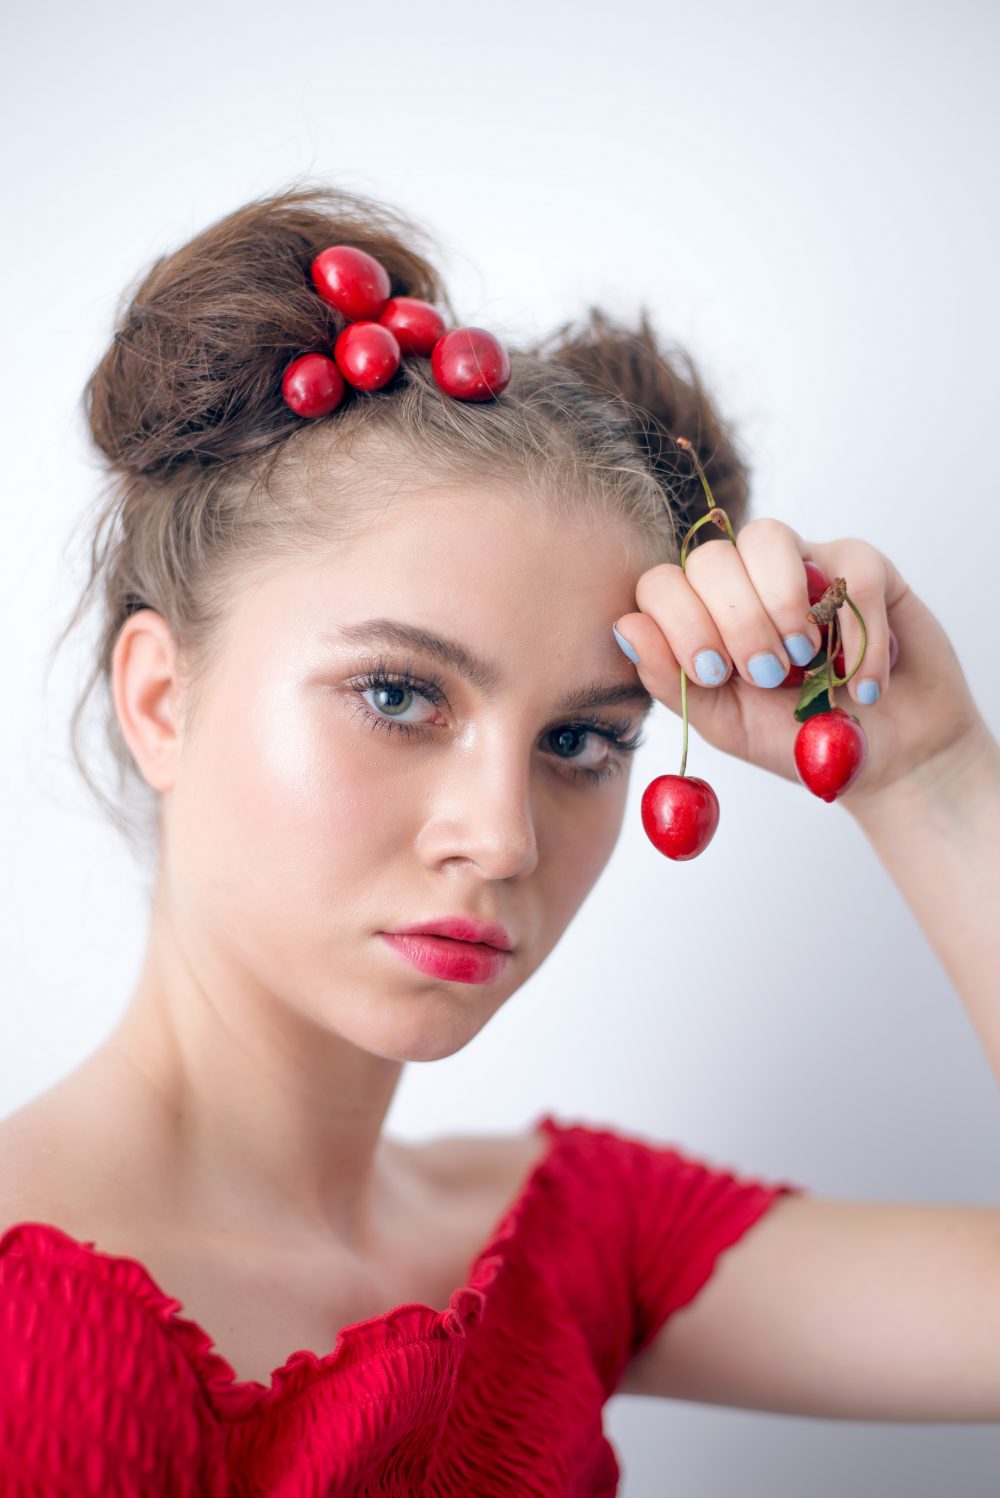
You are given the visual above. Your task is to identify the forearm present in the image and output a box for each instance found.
[845,726,1000,1087]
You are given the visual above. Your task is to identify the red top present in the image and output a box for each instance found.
[0,1112,805,1496]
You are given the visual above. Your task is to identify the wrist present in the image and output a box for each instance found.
[841,718,1000,828]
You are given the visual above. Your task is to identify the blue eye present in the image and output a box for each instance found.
[358,678,435,727]
[347,660,645,785]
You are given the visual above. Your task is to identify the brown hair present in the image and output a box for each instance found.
[51,181,752,863]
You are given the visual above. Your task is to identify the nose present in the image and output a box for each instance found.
[416,746,540,880]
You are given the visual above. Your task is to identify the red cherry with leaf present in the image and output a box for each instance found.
[431,327,511,401]
[782,559,898,685]
[637,443,880,861]
[281,353,347,418]
[641,774,720,860]
[793,707,869,802]
[782,657,837,690]
[379,297,447,355]
[311,247,392,321]
[334,323,401,392]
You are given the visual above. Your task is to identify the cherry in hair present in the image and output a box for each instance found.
[281,353,347,418]
[378,297,447,356]
[311,246,392,321]
[431,327,511,401]
[334,323,402,392]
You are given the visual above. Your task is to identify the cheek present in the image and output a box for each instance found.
[539,787,626,924]
[171,677,397,916]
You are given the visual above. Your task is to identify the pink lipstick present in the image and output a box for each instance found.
[378,916,514,985]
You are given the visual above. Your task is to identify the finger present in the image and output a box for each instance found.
[612,604,740,742]
[731,518,826,672]
[680,535,797,688]
[628,560,735,689]
[801,538,893,708]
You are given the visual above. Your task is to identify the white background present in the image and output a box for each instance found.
[2,0,999,1491]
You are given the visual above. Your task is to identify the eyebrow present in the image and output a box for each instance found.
[324,618,655,717]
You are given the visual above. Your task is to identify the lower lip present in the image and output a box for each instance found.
[378,932,512,984]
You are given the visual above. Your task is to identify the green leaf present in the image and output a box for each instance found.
[794,690,833,723]
[793,668,836,722]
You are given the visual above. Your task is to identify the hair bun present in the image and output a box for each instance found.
[530,306,749,544]
[84,184,454,480]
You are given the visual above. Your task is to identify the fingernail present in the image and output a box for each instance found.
[783,633,816,667]
[748,652,787,688]
[694,648,728,685]
[613,622,640,666]
[857,678,880,704]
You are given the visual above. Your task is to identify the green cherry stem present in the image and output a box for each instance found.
[679,665,690,776]
[677,435,720,514]
[672,436,737,777]
[841,594,868,685]
[826,611,839,709]
[805,588,869,701]
[680,507,736,568]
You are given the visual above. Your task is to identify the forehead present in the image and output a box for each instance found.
[233,482,658,715]
[333,481,656,584]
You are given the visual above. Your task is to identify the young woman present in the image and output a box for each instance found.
[1,184,997,1496]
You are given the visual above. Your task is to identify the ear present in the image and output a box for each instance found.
[110,610,184,793]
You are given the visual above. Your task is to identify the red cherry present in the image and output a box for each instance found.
[641,774,720,860]
[311,246,392,321]
[431,327,511,401]
[782,662,808,688]
[793,707,869,803]
[378,297,447,355]
[334,323,401,392]
[281,353,347,418]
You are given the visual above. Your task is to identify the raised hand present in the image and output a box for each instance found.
[613,490,990,857]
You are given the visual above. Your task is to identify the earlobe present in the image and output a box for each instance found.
[111,611,181,792]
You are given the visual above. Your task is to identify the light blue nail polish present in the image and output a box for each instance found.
[694,648,728,685]
[783,633,816,667]
[613,623,640,666]
[748,652,787,688]
[857,678,880,704]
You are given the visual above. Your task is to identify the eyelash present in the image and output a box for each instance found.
[346,655,646,785]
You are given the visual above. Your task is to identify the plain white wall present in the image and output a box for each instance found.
[2,0,999,1491]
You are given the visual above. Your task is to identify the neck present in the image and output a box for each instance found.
[90,889,408,1256]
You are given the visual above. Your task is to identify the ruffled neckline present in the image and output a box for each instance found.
[0,1111,567,1422]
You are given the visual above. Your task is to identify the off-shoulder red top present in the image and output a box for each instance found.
[0,1112,806,1496]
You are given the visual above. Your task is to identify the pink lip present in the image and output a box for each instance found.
[378,932,512,985]
[385,917,514,951]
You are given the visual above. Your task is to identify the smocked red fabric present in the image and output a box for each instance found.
[0,1112,806,1496]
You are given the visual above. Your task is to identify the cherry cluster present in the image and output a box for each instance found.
[282,246,511,417]
[640,439,899,861]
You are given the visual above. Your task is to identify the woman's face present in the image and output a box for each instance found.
[163,484,657,1061]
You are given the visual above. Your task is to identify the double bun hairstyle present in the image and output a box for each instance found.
[51,181,752,861]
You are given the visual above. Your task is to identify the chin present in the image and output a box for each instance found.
[343,994,502,1065]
